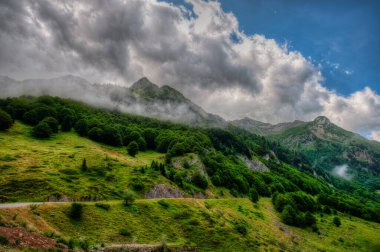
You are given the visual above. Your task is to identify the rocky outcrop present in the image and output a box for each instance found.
[240,156,270,172]
[145,184,184,199]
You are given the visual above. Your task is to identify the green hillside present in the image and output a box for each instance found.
[271,116,380,191]
[1,198,379,252]
[0,96,380,251]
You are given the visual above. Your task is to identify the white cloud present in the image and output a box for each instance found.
[0,0,380,135]
[371,131,380,142]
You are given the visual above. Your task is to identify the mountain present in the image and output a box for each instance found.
[231,117,306,135]
[0,75,226,127]
[270,116,380,184]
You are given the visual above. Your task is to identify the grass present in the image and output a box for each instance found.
[0,122,168,202]
[0,198,379,251]
[1,122,380,251]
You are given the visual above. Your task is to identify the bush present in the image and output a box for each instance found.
[249,187,259,203]
[191,173,208,189]
[119,228,132,237]
[281,204,304,227]
[42,117,59,133]
[69,203,84,220]
[0,235,9,245]
[123,189,136,206]
[0,109,13,131]
[304,212,316,226]
[32,121,53,138]
[88,127,103,142]
[81,158,87,172]
[235,223,248,236]
[333,216,341,227]
[61,115,73,132]
[74,119,88,136]
[131,178,145,191]
[127,141,139,157]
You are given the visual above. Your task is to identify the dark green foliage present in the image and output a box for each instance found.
[249,187,259,203]
[191,173,208,189]
[127,141,139,157]
[304,212,316,226]
[32,121,53,138]
[0,235,9,245]
[158,199,170,209]
[74,119,88,136]
[131,178,145,191]
[22,106,57,126]
[143,128,158,149]
[119,228,132,237]
[95,203,111,210]
[281,205,303,226]
[88,127,103,142]
[235,223,248,236]
[333,216,341,227]
[123,189,136,206]
[69,203,83,220]
[61,115,73,132]
[81,158,87,172]
[169,142,186,157]
[42,117,59,133]
[102,125,122,146]
[136,137,147,151]
[0,109,13,130]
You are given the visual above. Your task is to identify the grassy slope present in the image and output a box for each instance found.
[0,198,379,252]
[0,122,167,202]
[1,122,380,251]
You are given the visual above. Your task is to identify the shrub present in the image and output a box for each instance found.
[61,115,73,132]
[0,235,9,245]
[0,109,13,131]
[333,216,341,227]
[235,223,248,236]
[281,205,303,227]
[88,127,103,142]
[249,187,259,203]
[131,178,145,191]
[32,121,53,138]
[304,212,316,226]
[81,158,87,172]
[123,189,136,206]
[42,117,59,133]
[74,119,88,136]
[127,141,139,157]
[69,203,84,220]
[191,173,208,189]
[136,137,147,151]
[119,228,132,237]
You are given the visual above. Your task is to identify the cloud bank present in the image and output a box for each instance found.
[0,0,379,139]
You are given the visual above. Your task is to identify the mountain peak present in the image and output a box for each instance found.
[130,77,161,97]
[313,116,331,125]
[131,77,158,89]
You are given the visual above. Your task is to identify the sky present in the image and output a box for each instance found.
[0,0,379,140]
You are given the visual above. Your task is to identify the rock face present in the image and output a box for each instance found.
[240,156,270,172]
[145,184,184,199]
